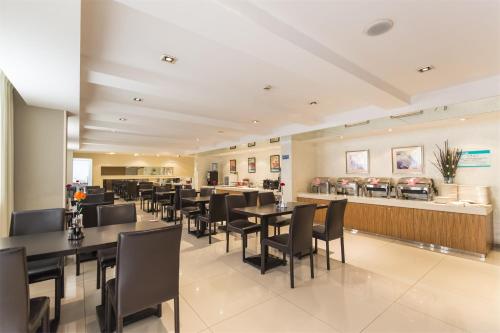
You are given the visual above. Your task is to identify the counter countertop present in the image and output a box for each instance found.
[297,192,493,216]
[214,186,274,193]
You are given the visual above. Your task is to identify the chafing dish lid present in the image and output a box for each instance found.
[336,177,362,185]
[363,177,392,185]
[396,177,433,186]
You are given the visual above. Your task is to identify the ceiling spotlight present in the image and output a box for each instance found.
[133,97,143,102]
[118,117,127,121]
[309,101,318,105]
[196,138,200,142]
[339,135,344,140]
[133,153,139,157]
[252,120,260,124]
[176,154,180,157]
[460,118,467,121]
[108,152,116,155]
[388,128,393,132]
[156,154,160,157]
[417,65,434,73]
[263,85,272,90]
[365,19,394,36]
[161,54,177,64]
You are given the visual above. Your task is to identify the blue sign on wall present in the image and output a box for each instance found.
[282,154,290,160]
[458,149,491,168]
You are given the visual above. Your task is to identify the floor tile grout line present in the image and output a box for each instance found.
[178,293,211,332]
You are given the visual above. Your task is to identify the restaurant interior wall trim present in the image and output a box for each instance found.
[13,90,65,211]
[72,152,195,187]
[313,115,500,243]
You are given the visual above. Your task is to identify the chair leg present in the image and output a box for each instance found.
[274,226,277,236]
[277,226,281,235]
[55,277,61,321]
[260,245,266,274]
[310,249,314,279]
[174,296,180,333]
[314,237,318,254]
[61,264,65,298]
[242,235,247,261]
[116,316,123,333]
[282,251,286,264]
[42,305,50,333]
[187,215,190,232]
[208,223,212,244]
[156,303,162,317]
[340,236,346,263]
[326,240,330,270]
[290,255,295,288]
[226,231,230,252]
[96,261,101,289]
[76,254,80,276]
[105,291,112,333]
[101,267,107,305]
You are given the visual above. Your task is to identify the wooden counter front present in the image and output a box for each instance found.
[297,197,493,256]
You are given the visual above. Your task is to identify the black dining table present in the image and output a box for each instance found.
[183,196,212,237]
[0,220,170,331]
[232,202,327,272]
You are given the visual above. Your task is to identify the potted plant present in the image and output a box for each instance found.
[432,140,462,184]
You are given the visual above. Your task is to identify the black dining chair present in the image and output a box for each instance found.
[96,203,137,305]
[10,208,65,321]
[180,189,201,232]
[258,192,291,235]
[126,181,139,201]
[313,199,348,269]
[0,247,50,333]
[243,191,258,207]
[200,187,215,197]
[197,193,227,244]
[225,195,260,261]
[105,225,182,333]
[261,204,317,288]
[165,186,182,222]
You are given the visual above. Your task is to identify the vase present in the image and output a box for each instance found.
[444,176,454,184]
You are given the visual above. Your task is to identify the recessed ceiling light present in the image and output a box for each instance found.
[118,117,127,121]
[176,154,180,157]
[108,152,116,155]
[161,54,177,64]
[388,128,393,132]
[133,97,143,102]
[196,138,200,142]
[417,65,434,73]
[133,153,139,157]
[339,135,344,140]
[365,19,394,36]
[252,120,260,124]
[156,154,160,157]
[460,118,467,121]
[263,85,272,90]
[309,101,318,105]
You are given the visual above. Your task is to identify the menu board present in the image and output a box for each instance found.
[458,150,491,168]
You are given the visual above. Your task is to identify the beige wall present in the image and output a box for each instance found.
[14,91,66,210]
[73,152,195,187]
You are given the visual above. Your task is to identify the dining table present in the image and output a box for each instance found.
[232,202,327,272]
[0,220,171,331]
[183,195,212,237]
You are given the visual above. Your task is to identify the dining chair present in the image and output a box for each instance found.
[105,225,182,333]
[261,204,317,288]
[225,195,260,261]
[10,208,65,321]
[258,192,291,235]
[165,186,182,222]
[313,199,347,269]
[180,189,200,232]
[197,193,227,244]
[96,203,137,305]
[200,187,215,197]
[0,247,50,333]
[243,191,258,207]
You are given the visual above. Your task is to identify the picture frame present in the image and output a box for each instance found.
[345,150,369,174]
[229,159,237,173]
[248,142,256,148]
[392,146,424,174]
[270,137,280,143]
[270,155,280,172]
[248,157,256,173]
[229,146,236,150]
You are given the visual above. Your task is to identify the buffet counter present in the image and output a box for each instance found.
[297,192,494,256]
[214,186,274,195]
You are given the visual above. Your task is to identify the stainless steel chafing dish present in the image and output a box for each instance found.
[310,177,335,194]
[396,177,435,201]
[335,177,362,196]
[363,177,392,198]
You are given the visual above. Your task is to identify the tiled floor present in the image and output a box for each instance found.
[31,201,500,332]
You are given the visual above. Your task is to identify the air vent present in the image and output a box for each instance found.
[390,110,424,119]
[345,120,370,128]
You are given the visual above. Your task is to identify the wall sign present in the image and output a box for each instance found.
[458,149,491,168]
[282,154,289,160]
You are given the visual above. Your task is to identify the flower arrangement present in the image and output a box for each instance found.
[73,191,87,215]
[432,140,463,184]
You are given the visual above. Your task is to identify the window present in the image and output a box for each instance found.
[73,158,92,185]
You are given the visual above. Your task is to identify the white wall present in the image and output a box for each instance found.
[313,115,500,243]
[14,91,66,210]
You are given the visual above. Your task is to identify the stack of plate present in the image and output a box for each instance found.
[458,185,490,204]
[434,196,454,204]
[439,184,458,200]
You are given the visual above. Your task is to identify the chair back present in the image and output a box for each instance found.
[200,187,214,197]
[83,193,105,204]
[97,203,136,227]
[179,189,197,209]
[103,191,115,204]
[208,193,227,222]
[225,195,248,222]
[324,199,347,240]
[183,184,192,189]
[87,188,105,195]
[115,225,182,317]
[127,181,138,197]
[10,208,65,236]
[173,186,182,209]
[0,247,29,332]
[288,204,316,254]
[138,182,153,190]
[243,191,258,207]
[258,192,276,206]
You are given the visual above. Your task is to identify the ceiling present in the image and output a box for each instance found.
[2,0,500,155]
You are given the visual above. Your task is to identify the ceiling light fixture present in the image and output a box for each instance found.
[133,97,143,102]
[309,101,318,105]
[345,120,370,128]
[176,154,180,157]
[365,19,394,36]
[161,54,177,64]
[339,135,344,140]
[417,65,434,73]
[108,152,116,155]
[156,154,160,157]
[252,120,260,124]
[133,153,139,157]
[460,118,467,121]
[390,110,424,119]
[118,117,127,121]
[196,138,200,142]
[388,128,393,132]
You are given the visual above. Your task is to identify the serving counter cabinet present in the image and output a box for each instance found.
[297,193,493,256]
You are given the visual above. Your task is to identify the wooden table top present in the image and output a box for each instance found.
[183,196,211,203]
[233,202,327,218]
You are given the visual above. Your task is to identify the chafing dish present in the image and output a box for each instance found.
[363,177,392,198]
[335,177,362,196]
[310,177,335,194]
[396,177,435,201]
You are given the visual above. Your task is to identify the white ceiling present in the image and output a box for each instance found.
[2,0,500,155]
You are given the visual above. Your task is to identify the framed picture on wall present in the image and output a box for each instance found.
[229,159,237,173]
[392,146,423,174]
[248,157,256,173]
[248,142,256,148]
[345,150,369,174]
[270,137,280,143]
[270,155,280,172]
